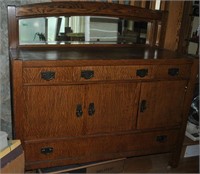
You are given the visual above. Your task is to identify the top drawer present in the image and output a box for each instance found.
[73,65,154,81]
[155,64,191,79]
[23,67,73,84]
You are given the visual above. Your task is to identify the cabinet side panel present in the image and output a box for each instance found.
[11,60,24,139]
[169,59,199,167]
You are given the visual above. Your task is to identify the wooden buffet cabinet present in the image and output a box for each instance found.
[8,1,198,170]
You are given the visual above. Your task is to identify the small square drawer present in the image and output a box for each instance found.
[23,67,73,84]
[73,65,155,81]
[155,64,191,79]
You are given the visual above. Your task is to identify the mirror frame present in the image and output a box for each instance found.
[8,1,168,49]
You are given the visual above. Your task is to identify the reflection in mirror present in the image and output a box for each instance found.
[19,16,148,45]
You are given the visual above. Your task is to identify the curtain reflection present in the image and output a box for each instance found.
[70,16,85,33]
[19,16,148,45]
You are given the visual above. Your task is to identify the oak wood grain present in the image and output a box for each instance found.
[155,64,191,80]
[23,85,85,140]
[8,6,18,49]
[24,129,179,169]
[8,1,198,171]
[11,60,24,140]
[163,1,184,51]
[23,67,73,84]
[169,59,199,167]
[137,80,188,129]
[73,65,155,81]
[85,83,140,134]
[10,47,193,62]
[16,1,163,21]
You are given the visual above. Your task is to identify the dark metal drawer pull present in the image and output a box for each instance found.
[168,68,179,76]
[156,135,167,143]
[41,71,55,81]
[41,147,53,154]
[88,103,95,116]
[76,104,83,117]
[140,100,147,112]
[136,69,148,77]
[81,70,94,79]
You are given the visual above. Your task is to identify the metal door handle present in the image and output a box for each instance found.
[136,69,148,77]
[168,68,179,76]
[41,147,53,154]
[76,104,83,117]
[140,100,147,112]
[41,71,55,81]
[156,135,167,143]
[81,70,94,79]
[88,103,95,116]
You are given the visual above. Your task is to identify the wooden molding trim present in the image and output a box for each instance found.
[15,1,163,21]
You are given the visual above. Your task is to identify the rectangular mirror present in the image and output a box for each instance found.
[19,16,148,45]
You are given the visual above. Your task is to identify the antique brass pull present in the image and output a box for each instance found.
[76,104,83,117]
[41,71,55,81]
[88,103,95,116]
[41,147,53,154]
[168,68,179,76]
[140,100,147,112]
[156,135,167,143]
[81,70,94,79]
[136,69,148,77]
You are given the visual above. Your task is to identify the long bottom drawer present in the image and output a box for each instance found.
[24,129,179,169]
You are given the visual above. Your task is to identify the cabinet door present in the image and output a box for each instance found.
[85,83,140,134]
[137,81,187,129]
[23,86,84,140]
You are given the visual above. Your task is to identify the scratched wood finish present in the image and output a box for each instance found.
[24,129,179,169]
[85,83,140,134]
[23,86,85,140]
[16,1,162,21]
[137,80,188,129]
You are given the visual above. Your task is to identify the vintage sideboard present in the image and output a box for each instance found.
[8,1,198,170]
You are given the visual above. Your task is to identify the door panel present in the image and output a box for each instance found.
[23,86,84,140]
[85,83,140,134]
[137,80,187,129]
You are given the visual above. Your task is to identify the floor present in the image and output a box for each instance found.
[124,137,199,173]
[27,153,199,173]
[123,153,199,173]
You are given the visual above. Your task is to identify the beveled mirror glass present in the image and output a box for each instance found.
[19,16,148,45]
